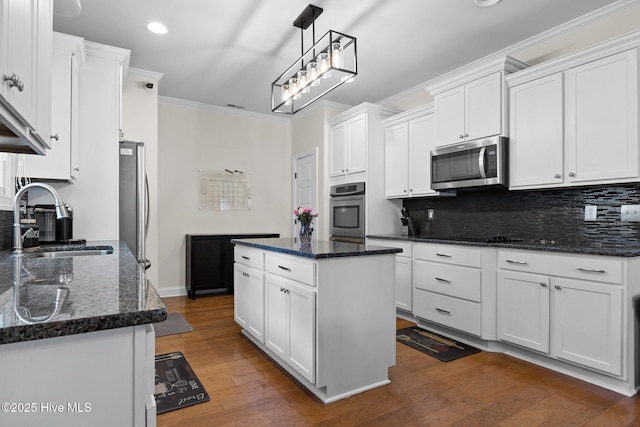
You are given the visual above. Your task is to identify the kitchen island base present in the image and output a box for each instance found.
[232,238,401,404]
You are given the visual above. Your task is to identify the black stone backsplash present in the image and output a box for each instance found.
[403,184,640,245]
[0,210,12,251]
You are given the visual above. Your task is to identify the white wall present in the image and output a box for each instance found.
[157,99,292,295]
[121,68,162,288]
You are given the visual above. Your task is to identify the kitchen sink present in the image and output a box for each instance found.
[27,246,114,258]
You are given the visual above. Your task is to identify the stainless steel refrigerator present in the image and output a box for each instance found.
[119,140,150,269]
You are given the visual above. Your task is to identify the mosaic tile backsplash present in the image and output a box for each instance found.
[0,210,12,251]
[403,184,640,245]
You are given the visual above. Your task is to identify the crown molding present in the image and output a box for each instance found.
[128,68,164,82]
[382,104,434,127]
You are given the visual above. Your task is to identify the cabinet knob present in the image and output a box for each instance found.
[409,188,413,192]
[554,284,562,290]
[554,174,561,179]
[51,134,59,141]
[464,133,469,138]
[3,73,24,92]
[73,167,80,172]
[568,172,576,177]
[540,282,547,288]
[403,189,407,193]
[459,134,464,139]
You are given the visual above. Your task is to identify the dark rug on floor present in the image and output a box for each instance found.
[155,313,193,337]
[396,327,481,362]
[154,352,210,414]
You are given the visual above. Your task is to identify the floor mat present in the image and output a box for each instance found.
[154,352,210,414]
[396,327,480,362]
[155,313,193,337]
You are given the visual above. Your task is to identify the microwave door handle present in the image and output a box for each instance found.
[478,147,487,179]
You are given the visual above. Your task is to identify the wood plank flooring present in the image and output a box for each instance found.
[155,295,640,426]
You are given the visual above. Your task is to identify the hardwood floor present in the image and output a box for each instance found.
[155,295,640,426]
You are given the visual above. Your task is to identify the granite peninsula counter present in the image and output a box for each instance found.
[0,241,165,427]
[231,237,401,403]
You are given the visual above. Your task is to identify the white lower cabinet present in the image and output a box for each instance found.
[367,238,412,311]
[265,273,315,383]
[497,250,624,377]
[234,263,265,343]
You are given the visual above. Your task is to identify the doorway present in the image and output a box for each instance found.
[293,149,318,240]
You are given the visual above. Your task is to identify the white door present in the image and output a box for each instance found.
[497,270,550,353]
[434,85,465,146]
[465,72,502,141]
[293,149,317,238]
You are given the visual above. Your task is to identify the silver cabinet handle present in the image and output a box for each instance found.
[278,265,292,272]
[459,134,464,139]
[576,267,605,273]
[568,172,576,177]
[73,167,80,172]
[241,255,250,260]
[464,133,469,138]
[554,284,561,290]
[51,134,59,141]
[435,277,451,284]
[540,282,547,287]
[506,259,527,265]
[4,73,24,91]
[436,253,451,258]
[554,174,561,179]
[435,308,451,315]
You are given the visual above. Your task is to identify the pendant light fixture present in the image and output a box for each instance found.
[271,4,357,114]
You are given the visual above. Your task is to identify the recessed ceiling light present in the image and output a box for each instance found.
[147,22,168,34]
[474,0,502,7]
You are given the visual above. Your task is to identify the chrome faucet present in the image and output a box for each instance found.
[13,183,70,253]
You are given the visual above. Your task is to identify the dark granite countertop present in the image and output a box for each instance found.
[231,237,403,259]
[367,234,640,257]
[0,241,166,345]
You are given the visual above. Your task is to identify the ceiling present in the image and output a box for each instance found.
[52,0,622,116]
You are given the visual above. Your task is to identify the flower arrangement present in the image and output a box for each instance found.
[293,207,319,225]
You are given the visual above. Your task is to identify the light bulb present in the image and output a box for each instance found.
[318,52,331,79]
[290,77,301,100]
[331,42,343,68]
[297,70,309,94]
[306,61,320,87]
[282,84,291,105]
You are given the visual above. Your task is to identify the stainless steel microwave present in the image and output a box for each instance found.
[431,136,508,190]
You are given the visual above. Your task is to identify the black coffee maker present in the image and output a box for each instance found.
[400,207,418,237]
[34,204,73,243]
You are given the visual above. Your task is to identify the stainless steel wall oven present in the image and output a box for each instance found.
[330,182,365,243]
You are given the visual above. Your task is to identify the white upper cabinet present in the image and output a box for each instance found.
[0,0,52,154]
[426,56,527,147]
[384,105,445,198]
[329,113,366,178]
[435,72,502,146]
[23,33,85,182]
[507,33,640,190]
[0,152,14,209]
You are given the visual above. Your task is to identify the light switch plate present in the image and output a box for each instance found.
[621,205,640,222]
[428,209,434,220]
[584,205,597,221]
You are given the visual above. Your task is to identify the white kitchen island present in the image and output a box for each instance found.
[232,237,401,403]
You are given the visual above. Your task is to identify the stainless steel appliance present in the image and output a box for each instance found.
[330,182,365,243]
[119,140,150,269]
[431,136,508,190]
[34,204,73,243]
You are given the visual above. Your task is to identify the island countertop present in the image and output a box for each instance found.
[0,241,166,345]
[231,237,403,259]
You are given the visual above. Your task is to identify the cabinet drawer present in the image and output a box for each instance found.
[367,239,412,258]
[413,260,481,302]
[498,250,623,284]
[265,252,316,286]
[414,289,482,336]
[413,243,482,267]
[234,246,264,270]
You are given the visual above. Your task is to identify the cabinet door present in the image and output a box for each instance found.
[409,114,436,196]
[234,264,265,343]
[465,72,502,141]
[395,256,412,312]
[0,152,13,210]
[347,114,366,174]
[384,122,409,198]
[287,280,316,383]
[509,73,564,189]
[329,122,347,177]
[565,49,639,184]
[24,47,72,180]
[265,274,288,360]
[552,278,623,376]
[0,0,38,129]
[497,271,550,353]
[434,85,465,146]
